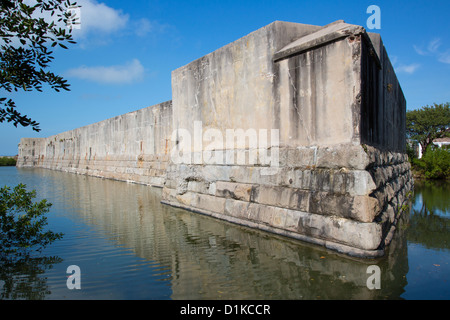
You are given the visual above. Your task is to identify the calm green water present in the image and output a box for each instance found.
[0,167,449,300]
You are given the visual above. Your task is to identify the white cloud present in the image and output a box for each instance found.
[438,50,450,64]
[427,38,442,53]
[390,55,398,66]
[12,1,172,48]
[390,55,420,75]
[414,38,435,56]
[395,63,420,74]
[72,0,129,36]
[66,59,145,84]
[134,18,153,37]
[132,18,175,38]
[414,38,450,65]
[413,45,428,56]
[23,0,128,35]
[414,38,441,55]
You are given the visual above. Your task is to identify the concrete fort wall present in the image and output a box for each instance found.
[161,20,412,258]
[17,101,173,187]
[18,20,412,258]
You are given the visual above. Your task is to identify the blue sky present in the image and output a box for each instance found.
[1,0,449,155]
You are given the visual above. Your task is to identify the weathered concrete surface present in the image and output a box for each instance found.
[162,20,412,258]
[171,21,322,146]
[18,20,412,258]
[17,101,173,187]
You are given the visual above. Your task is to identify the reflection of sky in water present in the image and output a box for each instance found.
[402,181,450,300]
[1,167,449,300]
[414,193,423,210]
[403,242,450,300]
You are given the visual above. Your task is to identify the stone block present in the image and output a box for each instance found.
[224,198,249,219]
[200,165,232,182]
[295,210,382,250]
[254,185,310,211]
[235,183,254,201]
[258,204,274,226]
[194,193,226,214]
[350,196,381,222]
[284,209,301,232]
[350,170,377,196]
[187,180,210,194]
[270,206,288,229]
[162,187,177,202]
[246,202,262,222]
[315,144,371,170]
[216,181,255,201]
[286,147,317,167]
[309,192,380,223]
[208,182,216,195]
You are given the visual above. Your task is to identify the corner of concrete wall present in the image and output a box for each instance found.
[361,31,407,153]
[163,20,413,258]
[17,138,46,167]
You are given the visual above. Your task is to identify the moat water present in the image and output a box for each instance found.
[1,167,449,300]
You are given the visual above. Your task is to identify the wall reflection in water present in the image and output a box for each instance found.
[22,168,412,300]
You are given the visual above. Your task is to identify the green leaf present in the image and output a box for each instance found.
[0,0,78,132]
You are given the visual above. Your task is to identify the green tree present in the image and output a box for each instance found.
[0,1,77,257]
[0,183,63,256]
[0,156,16,166]
[1,183,64,299]
[0,0,78,132]
[406,102,450,155]
[413,146,450,180]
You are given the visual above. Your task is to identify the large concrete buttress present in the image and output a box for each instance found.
[17,20,412,258]
[162,20,412,258]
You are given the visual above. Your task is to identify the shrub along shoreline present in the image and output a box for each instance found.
[0,157,17,166]
[408,147,450,181]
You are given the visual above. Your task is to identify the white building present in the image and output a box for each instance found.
[417,136,450,158]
